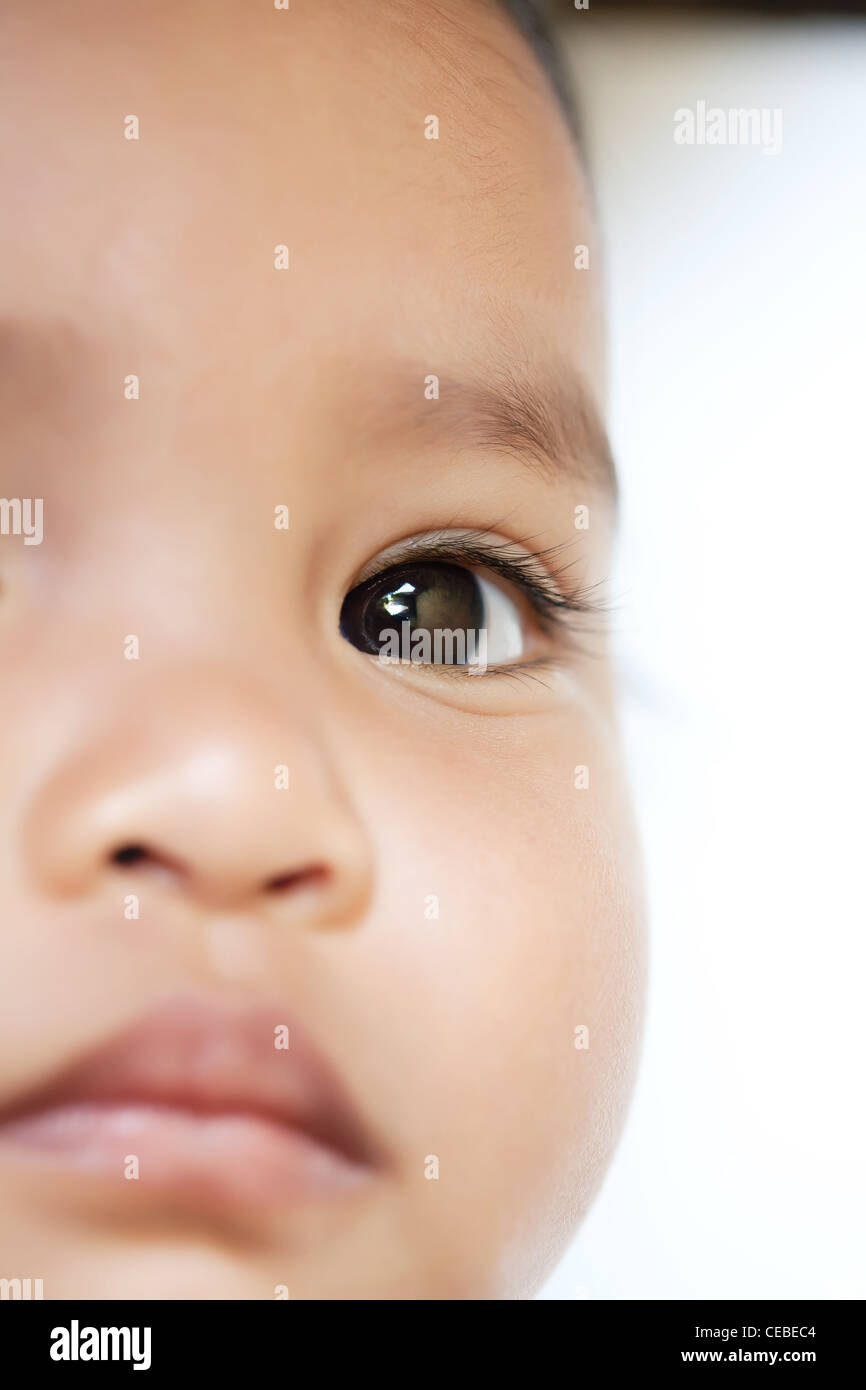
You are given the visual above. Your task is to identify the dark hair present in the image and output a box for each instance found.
[497,0,582,146]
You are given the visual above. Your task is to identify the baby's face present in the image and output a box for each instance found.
[0,0,644,1298]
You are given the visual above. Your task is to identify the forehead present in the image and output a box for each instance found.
[0,0,602,405]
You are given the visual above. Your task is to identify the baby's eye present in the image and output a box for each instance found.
[339,560,526,669]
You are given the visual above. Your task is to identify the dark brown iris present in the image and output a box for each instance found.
[340,562,484,661]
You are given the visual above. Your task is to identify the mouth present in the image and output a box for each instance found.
[0,996,378,1208]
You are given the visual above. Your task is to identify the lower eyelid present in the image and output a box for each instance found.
[364,652,564,684]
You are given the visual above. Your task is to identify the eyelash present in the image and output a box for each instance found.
[356,529,607,661]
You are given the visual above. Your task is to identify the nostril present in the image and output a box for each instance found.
[110,843,181,876]
[266,864,329,895]
[109,842,187,886]
[112,844,151,867]
[108,848,330,902]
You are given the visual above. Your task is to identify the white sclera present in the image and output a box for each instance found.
[474,573,524,666]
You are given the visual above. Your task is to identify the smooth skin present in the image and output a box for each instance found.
[0,0,645,1298]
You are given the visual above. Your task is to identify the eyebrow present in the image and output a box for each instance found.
[379,364,618,505]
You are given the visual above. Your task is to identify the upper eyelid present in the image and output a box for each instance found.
[350,530,513,584]
[350,535,553,619]
[353,529,559,591]
[349,530,603,623]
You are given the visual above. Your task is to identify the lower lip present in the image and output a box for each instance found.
[0,1102,371,1205]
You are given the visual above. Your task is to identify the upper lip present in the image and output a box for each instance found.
[0,995,376,1168]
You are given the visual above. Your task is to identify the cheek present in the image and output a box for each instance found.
[353,702,646,1293]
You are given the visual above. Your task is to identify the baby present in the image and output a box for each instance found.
[0,0,645,1299]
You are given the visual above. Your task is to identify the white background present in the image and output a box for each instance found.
[539,10,866,1299]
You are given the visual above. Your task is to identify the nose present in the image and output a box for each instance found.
[21,674,373,927]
